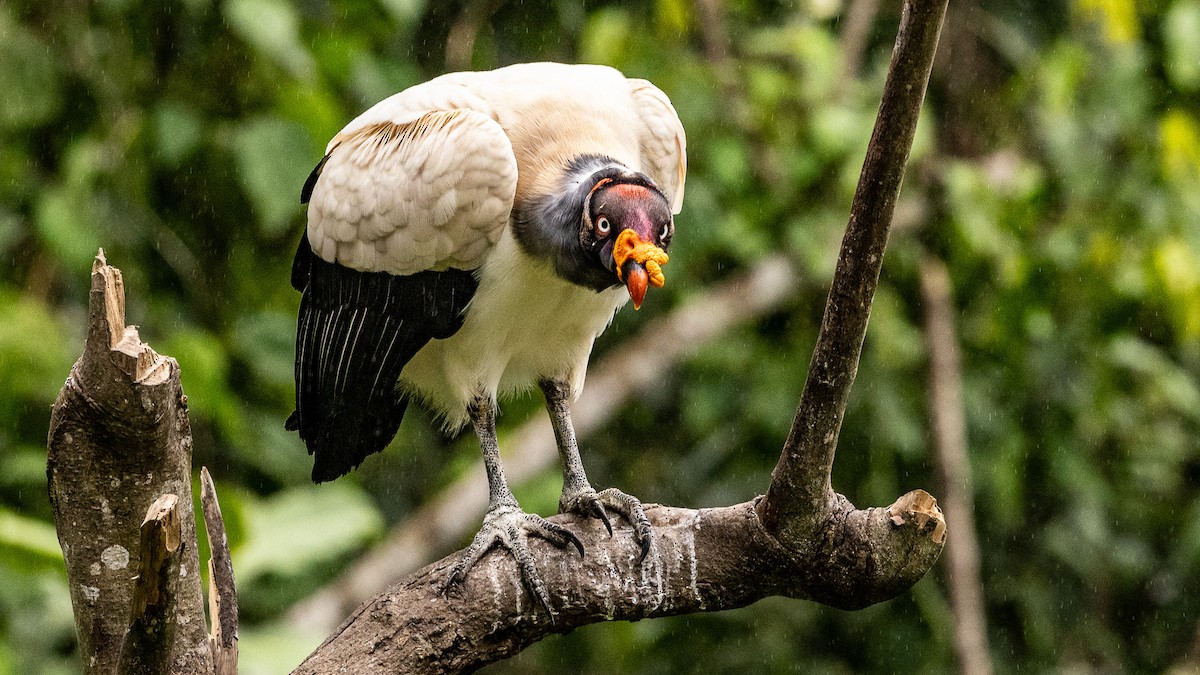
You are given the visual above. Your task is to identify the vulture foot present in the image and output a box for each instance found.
[561,486,652,560]
[444,504,583,617]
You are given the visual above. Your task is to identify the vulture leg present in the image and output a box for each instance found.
[444,394,583,616]
[540,379,653,560]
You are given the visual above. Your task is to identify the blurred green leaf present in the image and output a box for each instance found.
[238,624,325,675]
[234,482,383,581]
[233,117,318,236]
[377,0,425,26]
[580,8,632,67]
[1152,237,1200,340]
[0,12,61,130]
[0,509,63,573]
[153,102,205,167]
[1164,1,1200,90]
[0,292,71,408]
[0,448,51,493]
[224,0,315,81]
[275,82,345,149]
[234,310,299,395]
[237,410,312,484]
[655,0,689,35]
[34,187,101,273]
[1076,0,1140,44]
[162,330,247,441]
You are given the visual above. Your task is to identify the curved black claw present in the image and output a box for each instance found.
[442,505,583,617]
[597,488,652,560]
[559,488,613,536]
[562,486,652,560]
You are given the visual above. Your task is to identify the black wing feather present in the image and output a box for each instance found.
[289,233,477,482]
[300,152,332,205]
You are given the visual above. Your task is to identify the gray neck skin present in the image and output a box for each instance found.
[511,154,639,293]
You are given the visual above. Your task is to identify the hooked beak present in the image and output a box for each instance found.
[613,229,668,310]
[622,260,650,309]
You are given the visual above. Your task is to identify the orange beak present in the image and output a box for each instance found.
[613,229,669,310]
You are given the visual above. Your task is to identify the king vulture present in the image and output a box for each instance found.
[288,62,686,612]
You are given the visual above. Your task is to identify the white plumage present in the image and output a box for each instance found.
[292,62,687,611]
[399,228,629,429]
[307,63,684,274]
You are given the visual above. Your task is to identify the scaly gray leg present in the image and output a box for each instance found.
[443,394,582,616]
[539,379,652,559]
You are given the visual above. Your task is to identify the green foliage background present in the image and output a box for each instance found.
[1,0,1198,672]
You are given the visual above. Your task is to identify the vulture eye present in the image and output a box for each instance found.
[596,216,611,235]
[660,224,670,242]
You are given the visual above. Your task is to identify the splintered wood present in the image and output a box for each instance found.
[130,494,182,617]
[201,467,239,675]
[92,248,172,385]
[887,489,947,544]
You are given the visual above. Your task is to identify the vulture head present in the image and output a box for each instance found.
[583,176,673,309]
[519,157,674,309]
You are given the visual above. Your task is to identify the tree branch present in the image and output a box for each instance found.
[47,250,213,674]
[837,0,882,95]
[759,0,949,543]
[295,1,949,670]
[201,467,240,675]
[295,494,941,674]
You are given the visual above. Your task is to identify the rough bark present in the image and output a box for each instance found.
[759,0,949,541]
[296,0,950,671]
[46,252,213,674]
[296,494,941,674]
